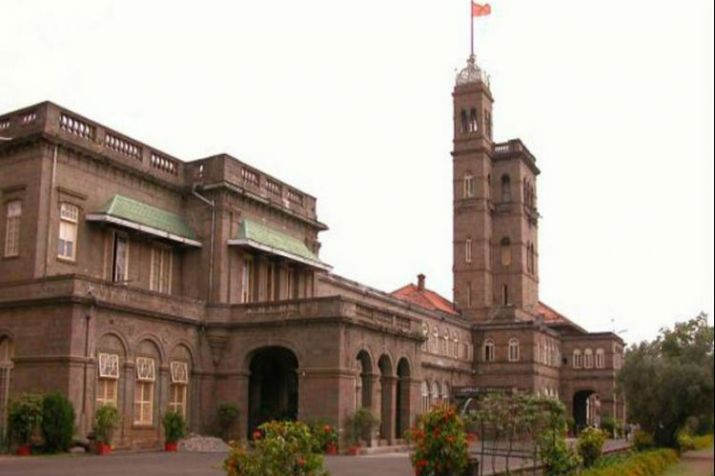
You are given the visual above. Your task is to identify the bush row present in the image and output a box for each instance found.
[579,448,679,476]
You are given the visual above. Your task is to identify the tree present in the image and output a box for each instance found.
[618,313,714,447]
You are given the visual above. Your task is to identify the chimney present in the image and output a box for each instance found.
[417,273,426,291]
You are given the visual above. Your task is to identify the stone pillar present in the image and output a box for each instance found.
[158,364,170,443]
[121,361,135,448]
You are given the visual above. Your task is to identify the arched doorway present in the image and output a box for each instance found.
[0,336,14,433]
[395,358,411,439]
[248,347,298,437]
[378,355,393,441]
[573,390,599,432]
[356,351,372,410]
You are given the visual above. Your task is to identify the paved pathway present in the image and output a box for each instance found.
[664,446,715,476]
[0,439,632,476]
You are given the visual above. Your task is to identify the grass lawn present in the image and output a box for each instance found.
[663,446,714,476]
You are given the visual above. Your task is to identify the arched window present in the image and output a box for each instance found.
[469,108,478,132]
[442,382,450,403]
[464,175,475,198]
[460,110,468,134]
[483,339,495,362]
[430,326,439,354]
[465,238,472,263]
[421,381,430,412]
[431,381,441,405]
[508,338,520,362]
[441,328,450,355]
[500,237,512,267]
[421,323,429,351]
[595,348,605,369]
[466,282,472,308]
[584,348,594,369]
[0,336,14,427]
[573,349,582,369]
[501,175,511,202]
[452,331,460,359]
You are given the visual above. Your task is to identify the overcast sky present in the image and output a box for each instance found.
[2,0,713,344]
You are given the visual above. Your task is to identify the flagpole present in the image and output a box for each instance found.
[470,1,474,57]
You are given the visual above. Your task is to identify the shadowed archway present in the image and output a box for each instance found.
[356,350,373,410]
[248,346,298,437]
[395,358,411,439]
[573,389,599,432]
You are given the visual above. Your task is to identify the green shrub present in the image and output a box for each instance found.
[7,393,43,445]
[407,405,468,476]
[41,392,75,453]
[224,420,328,476]
[692,433,713,450]
[538,433,581,475]
[676,429,695,452]
[162,411,187,443]
[344,408,379,446]
[579,448,678,476]
[600,417,616,438]
[633,429,655,451]
[93,405,120,445]
[578,427,607,467]
[216,403,240,442]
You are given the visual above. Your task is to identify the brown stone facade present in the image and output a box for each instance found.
[0,65,623,449]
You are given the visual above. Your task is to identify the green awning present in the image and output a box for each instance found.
[86,195,201,247]
[228,219,330,270]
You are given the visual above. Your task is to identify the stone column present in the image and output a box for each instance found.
[158,364,170,443]
[122,361,135,448]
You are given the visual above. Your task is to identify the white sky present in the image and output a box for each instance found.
[2,1,713,344]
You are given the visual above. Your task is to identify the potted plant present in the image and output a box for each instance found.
[93,405,119,455]
[162,411,186,452]
[321,424,338,455]
[7,393,43,456]
[345,408,379,455]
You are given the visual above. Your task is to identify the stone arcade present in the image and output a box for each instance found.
[0,56,624,449]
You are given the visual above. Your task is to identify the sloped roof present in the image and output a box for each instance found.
[87,194,200,246]
[228,219,331,270]
[391,283,459,315]
[537,301,587,333]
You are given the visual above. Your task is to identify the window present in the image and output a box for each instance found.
[483,339,495,362]
[460,110,468,134]
[169,361,189,418]
[573,349,582,369]
[150,245,172,293]
[421,323,429,351]
[97,352,119,408]
[112,233,129,283]
[584,348,594,369]
[465,238,472,263]
[452,331,460,358]
[500,175,511,202]
[502,284,509,306]
[595,348,605,369]
[430,326,439,354]
[4,200,21,257]
[500,237,512,267]
[431,381,440,405]
[134,357,155,425]
[508,338,520,362]
[58,203,79,261]
[421,381,430,412]
[466,282,472,308]
[469,108,478,132]
[242,257,254,302]
[440,328,449,355]
[464,175,475,198]
[0,337,15,429]
[442,382,450,403]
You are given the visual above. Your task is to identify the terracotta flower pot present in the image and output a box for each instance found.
[165,442,178,452]
[325,443,338,455]
[95,442,112,455]
[347,446,361,456]
[16,444,32,456]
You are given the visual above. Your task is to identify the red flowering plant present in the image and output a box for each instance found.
[308,421,339,454]
[224,420,328,476]
[407,405,469,476]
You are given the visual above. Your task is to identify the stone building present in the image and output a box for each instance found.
[0,55,624,449]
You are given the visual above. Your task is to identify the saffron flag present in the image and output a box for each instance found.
[472,2,492,17]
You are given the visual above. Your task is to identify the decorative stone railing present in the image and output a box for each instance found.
[0,102,185,184]
[493,139,537,164]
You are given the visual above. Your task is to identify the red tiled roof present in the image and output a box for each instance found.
[391,283,459,315]
[537,301,569,323]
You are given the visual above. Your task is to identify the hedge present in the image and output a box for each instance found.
[579,449,679,476]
